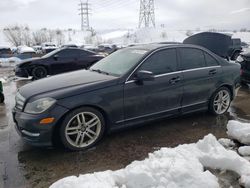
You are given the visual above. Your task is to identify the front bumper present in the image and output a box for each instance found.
[12,104,68,146]
[14,67,29,78]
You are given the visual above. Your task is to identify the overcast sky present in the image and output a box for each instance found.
[0,0,249,30]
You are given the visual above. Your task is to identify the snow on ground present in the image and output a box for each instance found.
[50,134,250,188]
[227,120,250,144]
[232,32,250,43]
[101,30,129,41]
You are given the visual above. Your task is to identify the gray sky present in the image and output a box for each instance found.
[0,0,249,30]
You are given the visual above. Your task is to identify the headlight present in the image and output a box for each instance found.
[236,55,244,63]
[24,98,56,114]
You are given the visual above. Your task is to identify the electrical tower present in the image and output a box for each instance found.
[139,0,155,28]
[79,0,91,31]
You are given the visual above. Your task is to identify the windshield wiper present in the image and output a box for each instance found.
[90,69,110,75]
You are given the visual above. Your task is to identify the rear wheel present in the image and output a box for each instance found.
[209,87,231,115]
[60,107,105,151]
[32,66,48,80]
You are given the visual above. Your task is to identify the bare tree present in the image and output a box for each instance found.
[3,24,32,46]
[55,29,65,45]
[22,26,32,46]
[3,25,22,46]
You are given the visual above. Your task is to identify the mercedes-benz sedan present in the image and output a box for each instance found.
[12,44,241,151]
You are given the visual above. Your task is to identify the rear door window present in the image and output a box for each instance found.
[138,49,178,75]
[179,48,205,70]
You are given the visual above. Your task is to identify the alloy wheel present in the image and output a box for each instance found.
[213,90,231,115]
[65,112,102,148]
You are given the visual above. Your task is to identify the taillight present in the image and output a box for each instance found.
[240,69,243,75]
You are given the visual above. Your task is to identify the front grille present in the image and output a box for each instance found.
[15,92,25,111]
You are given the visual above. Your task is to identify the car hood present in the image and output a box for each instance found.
[19,70,119,100]
[17,57,41,67]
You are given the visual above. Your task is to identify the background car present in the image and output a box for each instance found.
[41,42,58,54]
[0,46,12,58]
[15,47,104,79]
[236,50,250,84]
[13,44,241,151]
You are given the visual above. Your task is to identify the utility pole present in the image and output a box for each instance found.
[139,0,155,28]
[79,0,91,31]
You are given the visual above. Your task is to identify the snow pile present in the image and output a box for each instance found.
[218,138,236,148]
[227,120,250,145]
[50,134,250,188]
[239,146,250,156]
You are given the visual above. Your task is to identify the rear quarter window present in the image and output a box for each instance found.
[204,52,219,66]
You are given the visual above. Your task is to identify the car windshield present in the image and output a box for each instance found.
[90,48,148,77]
[42,48,61,58]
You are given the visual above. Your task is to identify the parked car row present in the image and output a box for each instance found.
[13,44,241,151]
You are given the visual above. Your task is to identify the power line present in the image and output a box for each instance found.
[79,0,91,31]
[139,0,155,28]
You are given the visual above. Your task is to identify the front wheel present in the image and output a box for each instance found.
[60,107,105,151]
[209,87,231,115]
[31,66,48,80]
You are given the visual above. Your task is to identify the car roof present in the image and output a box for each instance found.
[127,43,206,51]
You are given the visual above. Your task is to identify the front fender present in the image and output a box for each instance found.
[56,84,124,127]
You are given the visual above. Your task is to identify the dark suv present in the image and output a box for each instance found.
[12,44,241,151]
[15,47,104,79]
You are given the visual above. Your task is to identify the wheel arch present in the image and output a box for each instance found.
[210,84,234,101]
[29,64,51,75]
[51,104,111,145]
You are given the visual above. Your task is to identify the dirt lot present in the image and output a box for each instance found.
[0,67,250,188]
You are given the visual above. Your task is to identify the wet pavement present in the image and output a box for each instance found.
[0,67,250,188]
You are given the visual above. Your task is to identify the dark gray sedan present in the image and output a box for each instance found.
[12,44,241,151]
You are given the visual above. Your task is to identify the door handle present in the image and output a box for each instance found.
[209,69,217,75]
[169,77,181,84]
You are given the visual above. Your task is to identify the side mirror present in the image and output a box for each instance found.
[135,70,155,82]
[53,54,59,61]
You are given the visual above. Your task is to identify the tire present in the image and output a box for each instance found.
[59,107,105,151]
[209,87,231,115]
[31,66,48,80]
[0,93,4,103]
